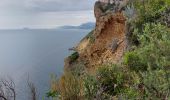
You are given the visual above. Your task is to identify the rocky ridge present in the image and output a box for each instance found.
[64,0,129,73]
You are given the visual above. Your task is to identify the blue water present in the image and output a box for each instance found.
[0,29,90,100]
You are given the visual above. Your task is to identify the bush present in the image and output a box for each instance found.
[97,65,130,95]
[134,0,167,25]
[69,52,79,63]
[47,72,83,100]
[96,64,143,99]
[124,23,170,99]
[128,0,169,44]
[83,74,98,99]
[125,23,170,71]
[59,72,83,100]
[124,52,147,72]
[47,74,59,99]
[142,69,170,99]
[123,23,170,99]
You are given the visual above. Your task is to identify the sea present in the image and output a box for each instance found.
[0,28,90,100]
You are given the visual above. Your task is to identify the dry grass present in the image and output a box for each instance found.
[50,72,84,100]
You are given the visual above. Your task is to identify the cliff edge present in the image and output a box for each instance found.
[65,0,128,73]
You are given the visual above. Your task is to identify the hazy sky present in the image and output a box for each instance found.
[0,0,96,29]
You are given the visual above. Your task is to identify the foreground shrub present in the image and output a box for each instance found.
[83,74,98,99]
[47,72,83,100]
[125,23,170,71]
[124,23,170,99]
[127,0,170,44]
[134,0,167,27]
[124,52,147,72]
[97,65,135,96]
[142,69,170,99]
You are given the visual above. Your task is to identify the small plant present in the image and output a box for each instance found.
[89,34,95,43]
[141,69,170,99]
[48,72,83,100]
[95,64,141,99]
[83,74,98,99]
[46,74,59,99]
[124,4,136,22]
[97,65,128,95]
[124,52,147,72]
[46,90,58,98]
[69,52,79,63]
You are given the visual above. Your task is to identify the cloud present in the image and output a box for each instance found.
[0,0,96,12]
[29,0,96,12]
[0,0,96,29]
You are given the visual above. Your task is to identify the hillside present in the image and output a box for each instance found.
[65,12,127,72]
[59,22,95,30]
[47,0,170,99]
[64,0,128,73]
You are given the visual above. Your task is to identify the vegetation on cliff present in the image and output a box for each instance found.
[47,0,170,99]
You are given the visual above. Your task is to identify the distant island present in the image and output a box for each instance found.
[59,22,95,29]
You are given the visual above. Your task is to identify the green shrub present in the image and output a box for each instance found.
[126,23,170,71]
[47,72,84,100]
[97,65,130,95]
[134,0,167,25]
[69,52,79,63]
[124,52,147,72]
[70,62,86,77]
[46,90,58,98]
[124,23,170,99]
[121,87,141,99]
[89,35,95,43]
[124,4,136,22]
[83,74,98,99]
[142,69,170,99]
[47,74,59,99]
[128,0,169,44]
[96,64,142,99]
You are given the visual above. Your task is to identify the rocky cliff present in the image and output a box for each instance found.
[64,0,128,73]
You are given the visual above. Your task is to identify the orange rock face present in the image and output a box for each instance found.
[94,1,107,19]
[78,12,127,68]
[64,1,128,72]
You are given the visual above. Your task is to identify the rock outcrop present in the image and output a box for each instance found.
[64,0,129,73]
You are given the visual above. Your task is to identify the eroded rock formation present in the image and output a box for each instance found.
[64,0,129,72]
[76,13,127,71]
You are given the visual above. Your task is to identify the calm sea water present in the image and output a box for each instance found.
[0,29,90,100]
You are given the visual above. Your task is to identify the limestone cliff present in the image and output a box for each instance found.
[65,0,128,73]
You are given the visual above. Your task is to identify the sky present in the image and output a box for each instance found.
[0,0,96,29]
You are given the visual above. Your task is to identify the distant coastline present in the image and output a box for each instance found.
[59,22,95,30]
[0,22,95,31]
